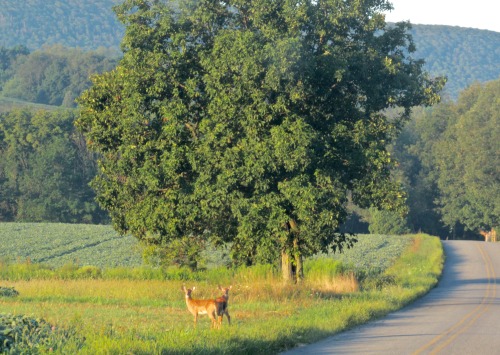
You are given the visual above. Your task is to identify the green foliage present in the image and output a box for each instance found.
[411,25,500,99]
[0,0,124,50]
[0,0,497,100]
[0,286,19,297]
[77,0,442,280]
[0,109,106,223]
[394,79,499,237]
[368,207,411,235]
[327,234,413,279]
[432,80,499,232]
[0,313,83,353]
[0,45,30,91]
[143,236,207,271]
[1,45,118,107]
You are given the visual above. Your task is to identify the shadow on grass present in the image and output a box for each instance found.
[156,329,335,355]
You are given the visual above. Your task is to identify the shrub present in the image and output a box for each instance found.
[0,313,84,353]
[75,265,102,279]
[0,286,19,297]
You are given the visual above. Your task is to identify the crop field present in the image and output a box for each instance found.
[0,223,443,353]
[0,223,143,268]
[0,222,410,271]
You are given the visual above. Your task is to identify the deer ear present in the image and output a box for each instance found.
[218,285,222,290]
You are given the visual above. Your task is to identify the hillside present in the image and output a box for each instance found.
[410,25,500,99]
[0,0,123,50]
[0,97,59,113]
[0,1,498,99]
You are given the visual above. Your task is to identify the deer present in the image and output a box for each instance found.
[182,286,218,329]
[479,229,497,242]
[215,285,232,327]
[479,230,492,242]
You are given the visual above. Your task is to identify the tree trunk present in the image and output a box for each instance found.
[294,253,303,283]
[293,238,303,283]
[281,249,293,282]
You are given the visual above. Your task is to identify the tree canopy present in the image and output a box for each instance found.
[77,0,443,281]
[0,109,105,223]
[0,46,118,108]
[433,81,499,233]
[392,79,499,239]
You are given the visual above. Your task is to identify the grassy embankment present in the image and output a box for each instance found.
[0,223,443,354]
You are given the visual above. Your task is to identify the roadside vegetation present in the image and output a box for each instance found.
[0,231,443,354]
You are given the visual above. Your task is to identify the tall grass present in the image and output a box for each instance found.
[0,234,443,354]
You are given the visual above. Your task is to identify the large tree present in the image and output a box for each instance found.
[77,0,443,282]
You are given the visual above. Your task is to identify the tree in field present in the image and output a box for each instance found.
[431,81,499,237]
[77,0,443,282]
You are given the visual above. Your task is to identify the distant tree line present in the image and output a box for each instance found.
[0,0,124,50]
[0,45,118,107]
[0,108,107,223]
[330,79,499,239]
[391,79,499,239]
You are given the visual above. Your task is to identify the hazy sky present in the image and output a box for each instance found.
[384,0,500,33]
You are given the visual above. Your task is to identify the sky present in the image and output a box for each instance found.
[383,0,500,33]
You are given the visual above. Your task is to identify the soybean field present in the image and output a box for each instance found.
[0,223,143,268]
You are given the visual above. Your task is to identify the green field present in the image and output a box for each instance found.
[0,223,410,271]
[0,96,59,112]
[0,223,444,354]
[0,223,143,268]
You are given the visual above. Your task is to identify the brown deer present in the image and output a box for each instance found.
[215,285,232,327]
[182,286,218,329]
[479,230,492,242]
[480,229,497,242]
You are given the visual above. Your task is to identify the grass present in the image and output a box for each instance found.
[0,233,444,354]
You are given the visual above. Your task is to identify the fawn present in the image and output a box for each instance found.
[216,285,232,326]
[182,286,218,328]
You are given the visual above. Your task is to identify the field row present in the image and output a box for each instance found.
[0,223,143,268]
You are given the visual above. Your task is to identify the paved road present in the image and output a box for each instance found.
[283,240,500,354]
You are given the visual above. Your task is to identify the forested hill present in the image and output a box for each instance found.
[410,25,500,99]
[0,0,123,50]
[0,0,499,99]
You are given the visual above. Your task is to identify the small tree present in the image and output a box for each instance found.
[77,0,443,282]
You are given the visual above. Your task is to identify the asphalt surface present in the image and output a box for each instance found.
[283,240,500,355]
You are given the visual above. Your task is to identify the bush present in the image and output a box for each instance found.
[75,265,102,279]
[0,313,84,353]
[0,286,19,297]
[368,208,411,235]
